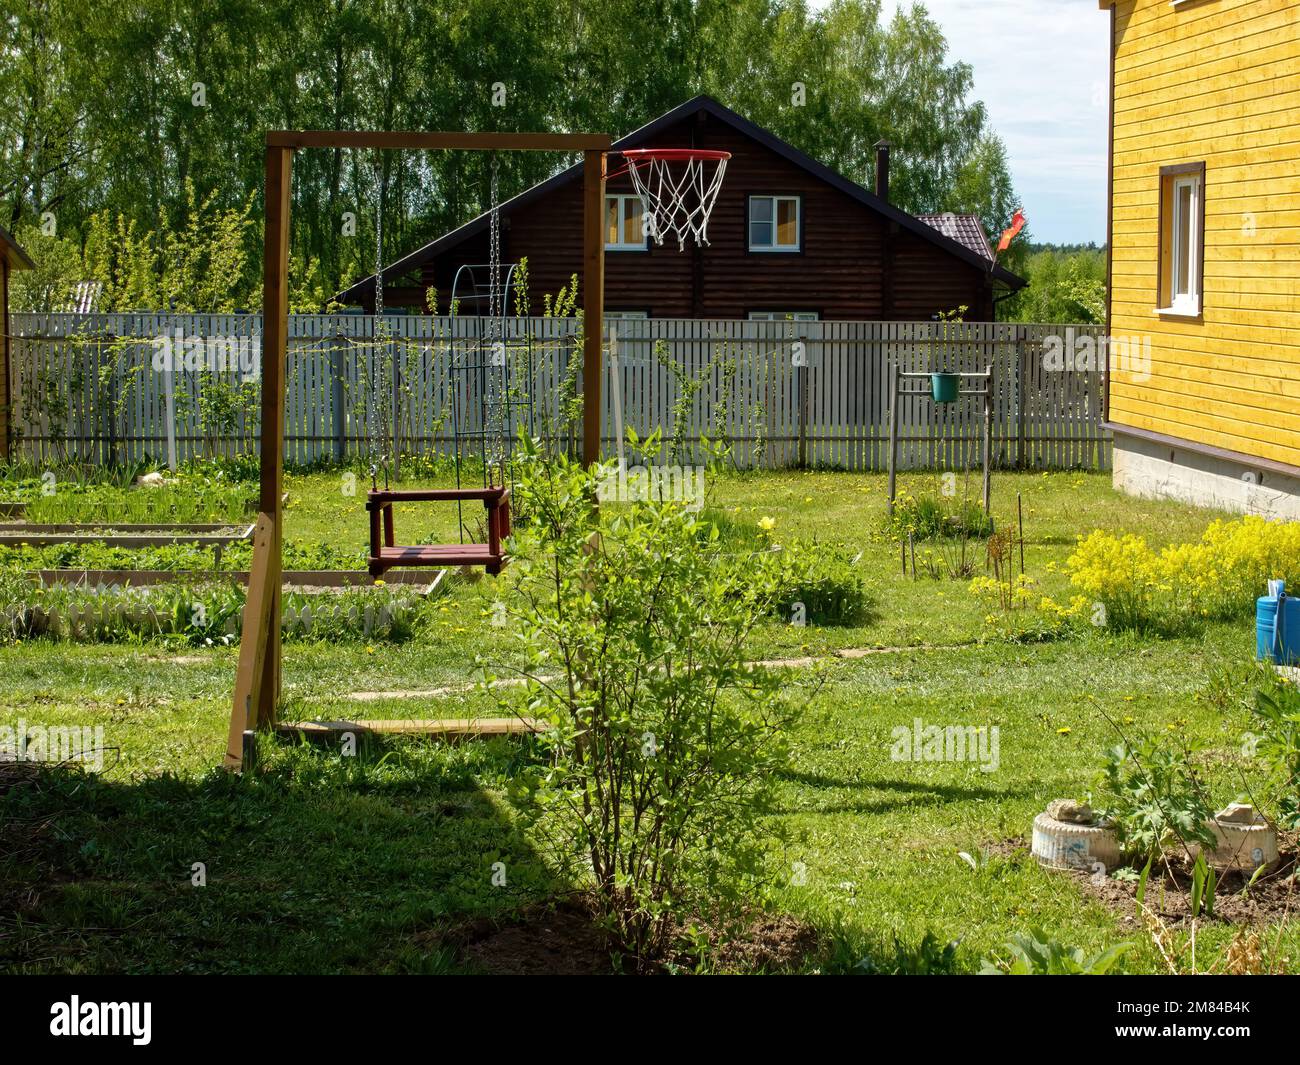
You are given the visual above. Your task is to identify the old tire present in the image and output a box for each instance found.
[1031,812,1122,872]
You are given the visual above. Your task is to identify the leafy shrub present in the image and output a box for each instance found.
[497,441,798,968]
[694,511,873,626]
[1248,675,1300,829]
[888,491,993,542]
[765,541,874,626]
[825,929,963,975]
[980,931,1130,975]
[1068,516,1300,634]
[1095,734,1217,860]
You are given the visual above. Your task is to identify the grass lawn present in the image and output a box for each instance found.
[1,466,1292,974]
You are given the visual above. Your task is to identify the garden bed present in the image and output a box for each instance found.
[27,568,441,589]
[0,521,255,547]
[1078,847,1300,927]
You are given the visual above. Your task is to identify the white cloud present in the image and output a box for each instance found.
[872,0,1109,244]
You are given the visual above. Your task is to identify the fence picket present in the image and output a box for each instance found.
[8,313,1109,473]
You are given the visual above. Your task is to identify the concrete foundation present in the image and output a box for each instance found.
[1113,432,1300,520]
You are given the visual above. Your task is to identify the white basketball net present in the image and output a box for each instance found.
[626,153,729,250]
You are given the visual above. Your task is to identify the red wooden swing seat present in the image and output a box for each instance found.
[366,487,511,578]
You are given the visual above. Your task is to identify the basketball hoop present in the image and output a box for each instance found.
[616,148,730,250]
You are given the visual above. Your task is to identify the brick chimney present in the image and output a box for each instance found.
[874,139,892,202]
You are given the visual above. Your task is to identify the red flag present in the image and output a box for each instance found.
[997,209,1026,253]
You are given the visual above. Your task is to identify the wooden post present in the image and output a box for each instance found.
[228,145,291,767]
[581,150,605,467]
[982,363,993,516]
[886,362,899,515]
[0,257,8,461]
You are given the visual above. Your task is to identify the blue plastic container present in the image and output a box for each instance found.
[1256,591,1300,665]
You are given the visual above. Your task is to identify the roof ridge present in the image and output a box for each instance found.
[337,97,1024,301]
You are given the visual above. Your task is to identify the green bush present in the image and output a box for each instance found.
[767,542,874,627]
[1095,734,1217,860]
[497,441,799,968]
[1249,674,1300,829]
[980,931,1130,975]
[888,491,993,542]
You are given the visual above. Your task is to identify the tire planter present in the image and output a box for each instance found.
[1032,812,1122,872]
[930,372,960,404]
[1199,804,1279,871]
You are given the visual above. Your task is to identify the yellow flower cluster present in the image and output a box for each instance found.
[969,572,1040,607]
[1067,515,1300,631]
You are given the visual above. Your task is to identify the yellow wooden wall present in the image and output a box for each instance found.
[1109,0,1300,467]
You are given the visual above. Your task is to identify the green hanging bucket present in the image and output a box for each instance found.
[931,372,960,404]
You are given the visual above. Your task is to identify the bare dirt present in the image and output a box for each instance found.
[454,895,820,975]
[991,835,1300,927]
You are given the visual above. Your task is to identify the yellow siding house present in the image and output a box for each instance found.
[1099,0,1300,516]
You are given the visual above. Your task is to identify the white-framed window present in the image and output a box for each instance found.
[748,195,801,251]
[605,194,647,250]
[1158,163,1203,317]
[747,311,819,321]
[1170,177,1199,310]
[604,310,649,320]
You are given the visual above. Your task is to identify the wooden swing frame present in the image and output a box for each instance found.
[225,129,611,769]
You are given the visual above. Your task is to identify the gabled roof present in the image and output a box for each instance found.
[0,224,35,271]
[338,95,1026,302]
[917,213,995,263]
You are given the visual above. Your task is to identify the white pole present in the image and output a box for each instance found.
[163,365,177,471]
[609,324,624,471]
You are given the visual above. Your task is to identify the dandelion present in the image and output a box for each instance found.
[758,516,777,532]
[1056,727,1071,735]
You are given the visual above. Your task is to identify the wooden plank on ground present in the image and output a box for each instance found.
[273,717,547,741]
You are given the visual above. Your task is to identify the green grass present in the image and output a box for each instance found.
[2,465,1291,974]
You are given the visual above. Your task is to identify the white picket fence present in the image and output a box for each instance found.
[7,314,1110,471]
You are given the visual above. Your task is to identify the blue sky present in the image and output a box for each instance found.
[870,0,1110,245]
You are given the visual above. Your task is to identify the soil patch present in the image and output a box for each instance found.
[454,896,820,974]
[1077,847,1300,927]
[989,835,1300,927]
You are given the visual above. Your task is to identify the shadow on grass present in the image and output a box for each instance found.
[773,767,1033,816]
[0,737,556,974]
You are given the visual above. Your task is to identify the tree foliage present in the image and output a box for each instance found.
[1004,245,1108,325]
[2,0,1022,312]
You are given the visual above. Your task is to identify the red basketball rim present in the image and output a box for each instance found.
[609,148,730,179]
[619,148,731,161]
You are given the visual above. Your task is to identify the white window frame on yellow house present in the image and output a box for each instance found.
[605,193,648,251]
[1156,162,1205,319]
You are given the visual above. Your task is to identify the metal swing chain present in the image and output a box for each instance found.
[485,154,508,486]
[370,151,389,490]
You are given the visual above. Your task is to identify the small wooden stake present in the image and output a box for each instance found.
[1017,492,1025,575]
